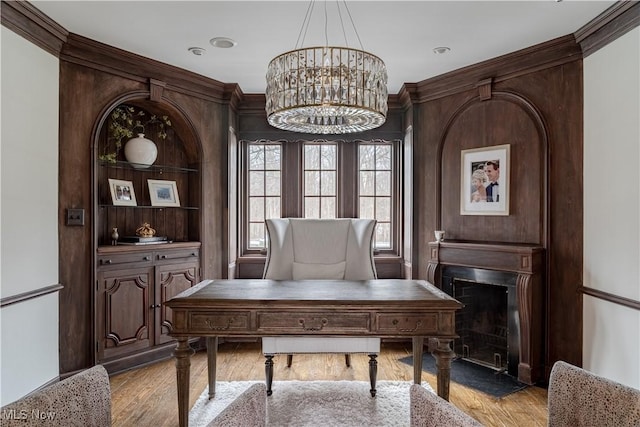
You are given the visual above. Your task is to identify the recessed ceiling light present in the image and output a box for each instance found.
[433,47,451,55]
[188,47,206,56]
[210,37,237,49]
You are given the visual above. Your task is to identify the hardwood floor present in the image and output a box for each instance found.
[110,341,548,426]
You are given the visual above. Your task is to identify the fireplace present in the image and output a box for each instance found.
[441,266,519,378]
[427,241,544,384]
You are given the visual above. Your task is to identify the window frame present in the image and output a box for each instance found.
[240,139,401,257]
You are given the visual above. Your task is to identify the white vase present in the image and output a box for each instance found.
[124,133,157,169]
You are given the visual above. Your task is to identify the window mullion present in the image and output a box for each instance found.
[282,141,302,217]
[340,143,357,218]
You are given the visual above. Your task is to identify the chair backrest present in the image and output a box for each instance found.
[263,218,377,280]
[547,361,640,427]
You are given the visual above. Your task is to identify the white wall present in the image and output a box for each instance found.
[583,26,640,389]
[0,26,60,405]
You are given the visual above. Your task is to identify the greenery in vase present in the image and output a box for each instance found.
[99,104,172,163]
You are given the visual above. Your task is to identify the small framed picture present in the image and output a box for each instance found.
[460,144,510,216]
[108,179,137,206]
[147,179,181,207]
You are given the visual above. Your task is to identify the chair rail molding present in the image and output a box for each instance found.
[0,284,64,308]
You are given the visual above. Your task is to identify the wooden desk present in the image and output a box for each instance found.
[167,279,462,427]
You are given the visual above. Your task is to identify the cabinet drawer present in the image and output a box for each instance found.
[257,312,371,333]
[98,252,153,267]
[156,249,200,263]
[376,313,438,334]
[189,312,250,333]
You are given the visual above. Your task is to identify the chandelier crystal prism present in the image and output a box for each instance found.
[265,2,388,134]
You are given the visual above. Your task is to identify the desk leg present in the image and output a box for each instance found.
[432,338,455,401]
[206,337,218,399]
[412,336,424,384]
[175,338,194,427]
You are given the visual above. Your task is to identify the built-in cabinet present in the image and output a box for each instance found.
[96,243,200,362]
[93,102,203,372]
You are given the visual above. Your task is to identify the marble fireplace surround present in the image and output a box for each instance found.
[427,240,545,385]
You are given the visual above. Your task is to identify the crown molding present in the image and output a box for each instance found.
[575,1,640,57]
[1,0,67,57]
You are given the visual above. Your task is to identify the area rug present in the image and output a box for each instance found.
[399,355,527,398]
[189,380,434,426]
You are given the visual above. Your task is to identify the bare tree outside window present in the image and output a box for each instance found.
[248,143,281,248]
[359,144,392,249]
[242,139,397,254]
[304,143,337,218]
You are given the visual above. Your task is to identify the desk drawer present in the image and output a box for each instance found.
[376,313,438,334]
[189,312,250,332]
[257,312,371,333]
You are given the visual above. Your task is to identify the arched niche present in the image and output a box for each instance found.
[437,91,548,245]
[92,91,202,164]
[92,91,203,246]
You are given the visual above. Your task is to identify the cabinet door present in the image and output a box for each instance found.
[97,267,154,361]
[155,262,200,344]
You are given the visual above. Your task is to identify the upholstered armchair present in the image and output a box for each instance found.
[206,383,267,427]
[262,218,380,396]
[0,365,111,427]
[547,361,640,426]
[410,384,484,427]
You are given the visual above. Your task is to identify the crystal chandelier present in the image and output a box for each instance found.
[265,1,388,134]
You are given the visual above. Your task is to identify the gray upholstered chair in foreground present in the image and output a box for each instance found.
[547,360,640,427]
[410,384,484,427]
[262,218,380,396]
[0,365,111,427]
[206,383,266,427]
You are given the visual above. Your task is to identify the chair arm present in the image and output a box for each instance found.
[410,384,483,427]
[0,365,111,427]
[207,383,266,427]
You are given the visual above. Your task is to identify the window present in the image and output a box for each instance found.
[247,143,281,249]
[359,144,392,249]
[242,140,399,254]
[304,143,337,218]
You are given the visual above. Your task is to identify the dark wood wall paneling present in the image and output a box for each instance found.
[405,34,585,378]
[4,0,637,378]
[53,34,232,373]
[438,90,546,244]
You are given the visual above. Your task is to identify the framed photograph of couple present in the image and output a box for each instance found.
[460,144,510,216]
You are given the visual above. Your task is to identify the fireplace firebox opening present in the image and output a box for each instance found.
[442,266,519,378]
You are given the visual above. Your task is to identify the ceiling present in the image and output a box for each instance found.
[31,1,616,94]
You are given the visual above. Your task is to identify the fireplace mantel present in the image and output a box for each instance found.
[427,240,545,385]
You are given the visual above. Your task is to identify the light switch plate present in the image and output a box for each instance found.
[67,208,85,226]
